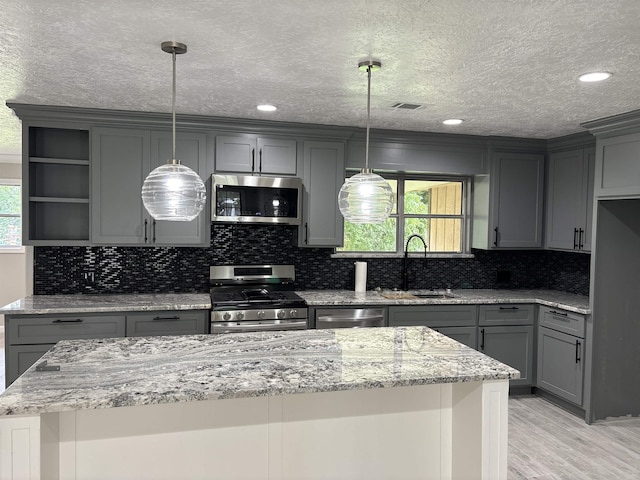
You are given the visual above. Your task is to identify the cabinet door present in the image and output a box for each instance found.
[126,311,209,337]
[6,344,55,387]
[299,141,345,247]
[215,136,255,173]
[581,147,595,252]
[150,131,209,246]
[433,326,477,349]
[257,138,297,175]
[537,327,584,405]
[546,150,586,250]
[492,153,544,248]
[479,325,534,386]
[92,127,150,244]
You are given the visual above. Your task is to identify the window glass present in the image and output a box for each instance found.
[340,176,465,254]
[0,184,21,247]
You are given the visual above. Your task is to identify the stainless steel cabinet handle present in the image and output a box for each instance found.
[575,340,581,363]
[52,319,83,323]
[152,316,181,321]
[578,228,584,249]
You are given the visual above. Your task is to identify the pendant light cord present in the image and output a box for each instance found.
[364,65,371,172]
[171,49,177,165]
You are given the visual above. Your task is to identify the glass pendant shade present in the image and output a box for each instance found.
[338,169,394,223]
[141,162,206,221]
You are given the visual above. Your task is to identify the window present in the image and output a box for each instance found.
[0,180,22,249]
[339,175,468,254]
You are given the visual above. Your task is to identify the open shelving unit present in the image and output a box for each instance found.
[26,127,90,244]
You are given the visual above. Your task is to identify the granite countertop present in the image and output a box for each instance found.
[296,289,591,314]
[0,293,212,315]
[0,326,519,416]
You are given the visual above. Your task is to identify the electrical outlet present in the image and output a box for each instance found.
[83,271,96,285]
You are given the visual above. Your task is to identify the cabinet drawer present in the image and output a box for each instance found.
[7,314,126,345]
[478,304,534,326]
[126,311,209,337]
[388,305,476,327]
[539,306,585,338]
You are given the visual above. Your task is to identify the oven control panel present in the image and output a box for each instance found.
[212,308,308,322]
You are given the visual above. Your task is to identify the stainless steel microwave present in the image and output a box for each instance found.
[211,174,302,225]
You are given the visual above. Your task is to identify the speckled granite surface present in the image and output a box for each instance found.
[296,289,591,314]
[0,294,212,315]
[0,326,519,416]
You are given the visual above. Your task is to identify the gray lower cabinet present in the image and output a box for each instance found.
[4,313,127,386]
[298,141,345,247]
[478,304,535,386]
[388,305,477,349]
[4,310,210,387]
[92,127,209,246]
[126,311,209,337]
[536,306,585,405]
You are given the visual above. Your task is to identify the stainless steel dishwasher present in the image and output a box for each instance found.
[315,308,386,329]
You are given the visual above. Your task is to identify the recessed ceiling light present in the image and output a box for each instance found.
[257,104,277,112]
[578,72,612,82]
[443,119,463,125]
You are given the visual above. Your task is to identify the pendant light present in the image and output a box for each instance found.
[338,60,394,224]
[141,41,206,222]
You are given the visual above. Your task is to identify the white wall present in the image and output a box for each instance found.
[0,162,31,326]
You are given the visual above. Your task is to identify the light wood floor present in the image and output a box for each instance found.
[509,395,640,479]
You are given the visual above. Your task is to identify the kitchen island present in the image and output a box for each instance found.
[0,326,518,480]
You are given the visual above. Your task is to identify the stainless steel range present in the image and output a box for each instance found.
[209,264,308,333]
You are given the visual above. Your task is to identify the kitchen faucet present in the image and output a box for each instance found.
[402,234,428,291]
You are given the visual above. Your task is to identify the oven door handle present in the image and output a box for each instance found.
[212,320,308,332]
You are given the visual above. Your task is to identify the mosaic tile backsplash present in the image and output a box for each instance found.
[34,224,591,296]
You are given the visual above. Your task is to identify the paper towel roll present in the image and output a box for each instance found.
[355,261,367,292]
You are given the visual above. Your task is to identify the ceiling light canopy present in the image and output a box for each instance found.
[579,72,612,82]
[443,118,463,125]
[338,60,394,224]
[141,41,206,222]
[257,104,277,112]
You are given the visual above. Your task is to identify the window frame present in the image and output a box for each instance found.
[0,178,24,252]
[338,173,471,256]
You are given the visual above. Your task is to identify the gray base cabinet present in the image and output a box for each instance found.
[536,306,585,406]
[388,305,477,349]
[4,310,210,387]
[126,311,208,337]
[478,304,534,386]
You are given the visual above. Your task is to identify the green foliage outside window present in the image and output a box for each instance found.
[0,184,21,247]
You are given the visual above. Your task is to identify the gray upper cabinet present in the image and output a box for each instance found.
[215,135,297,175]
[473,152,545,249]
[593,132,640,197]
[546,148,595,251]
[92,127,209,246]
[150,131,209,246]
[92,127,150,245]
[298,141,345,247]
[23,125,91,245]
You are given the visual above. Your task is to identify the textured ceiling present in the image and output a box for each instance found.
[1,0,640,161]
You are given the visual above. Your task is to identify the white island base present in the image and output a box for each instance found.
[2,379,508,480]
